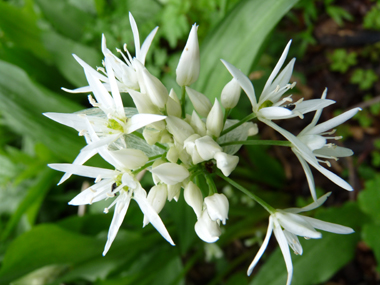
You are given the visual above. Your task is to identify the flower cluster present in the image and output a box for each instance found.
[46,13,358,284]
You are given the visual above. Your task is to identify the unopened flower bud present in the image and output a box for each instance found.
[221,78,241,109]
[166,115,195,145]
[204,193,229,225]
[151,163,190,185]
[214,152,239,176]
[206,99,223,138]
[184,181,203,219]
[166,145,179,163]
[186,87,212,118]
[195,136,222,161]
[167,183,181,202]
[166,89,182,117]
[190,111,206,136]
[194,211,221,243]
[142,68,168,109]
[143,184,168,226]
[184,134,204,164]
[109,149,148,170]
[176,24,200,86]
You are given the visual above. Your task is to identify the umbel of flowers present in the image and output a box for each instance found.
[46,13,359,284]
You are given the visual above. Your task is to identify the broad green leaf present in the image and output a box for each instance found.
[249,202,364,285]
[362,223,380,272]
[35,0,94,41]
[195,0,300,99]
[1,169,56,241]
[0,224,104,284]
[358,174,380,223]
[0,60,83,161]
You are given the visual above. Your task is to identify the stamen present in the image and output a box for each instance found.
[95,175,102,183]
[96,67,107,76]
[78,130,87,136]
[274,85,280,93]
[88,95,100,107]
[106,192,115,197]
[304,237,310,240]
[103,207,109,214]
[89,187,96,193]
[321,129,336,136]
[124,43,133,64]
[290,82,297,88]
[317,159,331,167]
[295,97,304,104]
[89,197,94,205]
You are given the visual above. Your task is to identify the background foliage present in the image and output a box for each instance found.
[0,0,379,284]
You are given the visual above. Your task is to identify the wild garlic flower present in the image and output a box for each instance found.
[221,41,334,121]
[262,93,360,200]
[63,13,158,93]
[49,148,174,255]
[247,192,354,285]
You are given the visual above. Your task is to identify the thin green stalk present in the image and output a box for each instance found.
[217,173,275,214]
[148,154,165,161]
[204,173,217,195]
[180,85,186,118]
[132,161,154,175]
[220,140,291,147]
[223,108,231,129]
[220,112,256,136]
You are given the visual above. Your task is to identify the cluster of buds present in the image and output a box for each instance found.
[46,13,358,284]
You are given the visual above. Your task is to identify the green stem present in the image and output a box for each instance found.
[204,173,217,196]
[217,173,275,214]
[223,108,231,129]
[132,161,154,175]
[180,85,186,118]
[148,154,165,161]
[220,140,291,147]
[220,112,256,136]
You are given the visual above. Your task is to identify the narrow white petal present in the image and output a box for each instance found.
[43,112,86,131]
[221,59,257,109]
[49,163,117,179]
[302,216,354,234]
[134,187,175,245]
[313,146,353,158]
[80,133,121,152]
[292,99,335,116]
[103,192,132,255]
[286,192,331,214]
[275,212,322,239]
[62,86,94,93]
[307,108,361,135]
[258,106,293,120]
[309,161,353,191]
[129,12,141,60]
[247,216,274,276]
[262,40,292,96]
[72,54,109,82]
[69,179,113,205]
[294,151,317,201]
[104,56,125,118]
[273,218,293,285]
[127,113,166,133]
[140,26,159,65]
[283,230,303,255]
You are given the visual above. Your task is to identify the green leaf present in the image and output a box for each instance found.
[249,202,364,285]
[358,174,380,223]
[0,224,104,284]
[1,169,56,241]
[195,0,300,99]
[0,60,84,161]
[35,0,94,41]
[362,223,380,272]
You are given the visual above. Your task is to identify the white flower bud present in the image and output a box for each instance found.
[221,78,241,109]
[176,24,200,86]
[166,89,182,117]
[151,163,190,185]
[143,184,168,227]
[151,159,166,184]
[167,183,181,202]
[206,99,223,138]
[204,193,229,225]
[109,149,148,170]
[194,211,221,243]
[129,89,159,114]
[166,145,179,163]
[190,111,206,136]
[143,127,160,145]
[184,181,203,219]
[184,134,204,165]
[142,68,168,109]
[186,87,212,118]
[247,122,259,136]
[214,152,239,176]
[165,115,195,145]
[195,136,222,161]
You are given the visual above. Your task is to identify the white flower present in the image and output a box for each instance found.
[151,162,190,185]
[221,41,335,121]
[204,193,229,225]
[185,87,212,118]
[194,210,222,243]
[214,152,239,176]
[176,24,200,86]
[48,158,174,255]
[184,181,203,219]
[262,100,360,200]
[221,78,241,109]
[206,99,224,138]
[143,184,168,227]
[63,13,158,93]
[247,192,354,285]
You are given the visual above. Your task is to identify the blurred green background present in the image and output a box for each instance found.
[0,0,379,284]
